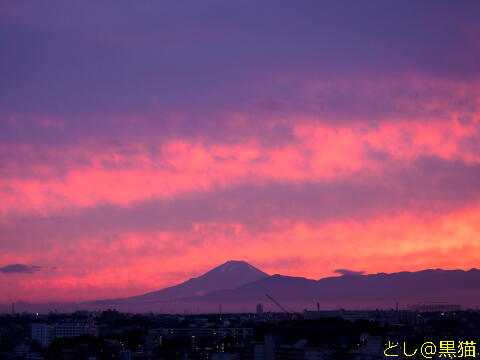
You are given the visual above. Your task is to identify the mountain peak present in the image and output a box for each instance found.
[212,260,267,274]
[129,260,268,303]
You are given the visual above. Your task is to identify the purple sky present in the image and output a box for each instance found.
[1,0,480,302]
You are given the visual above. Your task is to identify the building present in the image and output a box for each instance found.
[218,328,253,340]
[256,304,264,315]
[212,353,241,360]
[409,303,461,313]
[31,323,98,347]
[31,324,53,348]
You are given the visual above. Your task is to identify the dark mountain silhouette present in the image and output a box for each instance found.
[129,260,268,301]
[84,260,268,309]
[179,268,480,311]
[5,262,480,313]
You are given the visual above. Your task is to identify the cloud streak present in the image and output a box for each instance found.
[0,264,41,274]
[333,269,366,276]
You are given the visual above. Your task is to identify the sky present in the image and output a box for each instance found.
[1,0,480,303]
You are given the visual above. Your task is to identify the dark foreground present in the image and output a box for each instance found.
[1,309,479,360]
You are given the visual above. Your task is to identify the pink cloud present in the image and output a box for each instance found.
[1,113,479,217]
[2,203,480,302]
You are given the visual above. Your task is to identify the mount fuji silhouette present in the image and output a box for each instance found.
[6,261,480,313]
[122,260,268,302]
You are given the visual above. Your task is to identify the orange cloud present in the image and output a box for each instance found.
[2,203,479,302]
[2,116,478,217]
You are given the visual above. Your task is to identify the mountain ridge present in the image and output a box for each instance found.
[85,260,268,307]
[3,262,480,313]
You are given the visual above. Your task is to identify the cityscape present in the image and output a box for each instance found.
[2,306,480,359]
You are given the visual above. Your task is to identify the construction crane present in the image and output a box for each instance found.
[265,294,290,314]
